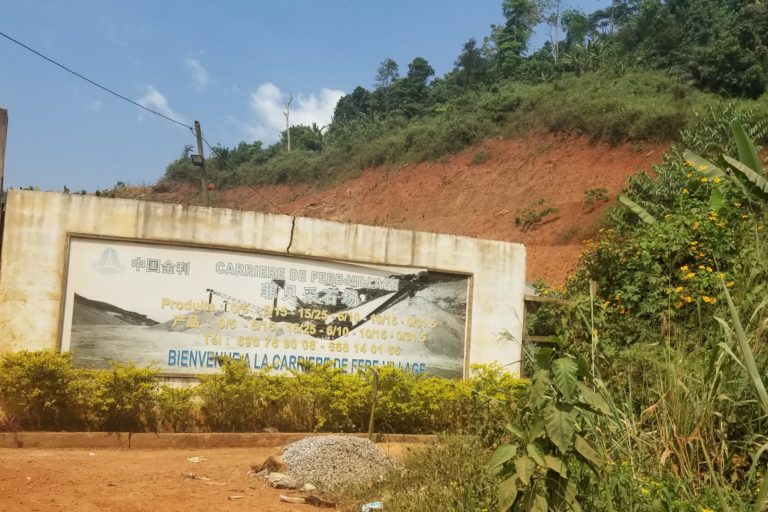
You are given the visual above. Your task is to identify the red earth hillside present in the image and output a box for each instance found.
[122,133,667,286]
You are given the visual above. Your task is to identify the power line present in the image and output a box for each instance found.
[0,29,286,213]
[232,168,288,215]
[0,30,194,132]
[195,134,285,214]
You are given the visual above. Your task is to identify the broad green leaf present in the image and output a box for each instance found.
[534,348,554,370]
[731,121,762,174]
[577,382,611,415]
[552,357,578,400]
[529,419,546,441]
[498,474,520,512]
[575,354,592,380]
[709,187,724,211]
[530,370,550,407]
[544,403,576,453]
[724,155,768,201]
[521,490,548,512]
[488,443,518,470]
[527,442,546,466]
[566,479,582,512]
[515,455,535,486]
[545,454,568,476]
[683,150,727,179]
[618,195,656,224]
[574,434,602,467]
[508,424,525,440]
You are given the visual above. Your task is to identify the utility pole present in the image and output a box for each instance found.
[0,108,7,200]
[193,120,210,207]
[283,94,293,152]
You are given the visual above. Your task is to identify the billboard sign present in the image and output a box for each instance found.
[61,237,470,377]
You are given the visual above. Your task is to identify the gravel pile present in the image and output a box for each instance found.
[280,435,395,490]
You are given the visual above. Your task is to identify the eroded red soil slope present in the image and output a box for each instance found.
[125,133,667,286]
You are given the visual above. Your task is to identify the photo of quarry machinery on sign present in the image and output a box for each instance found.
[62,237,470,378]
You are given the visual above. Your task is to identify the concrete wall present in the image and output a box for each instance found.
[0,190,526,375]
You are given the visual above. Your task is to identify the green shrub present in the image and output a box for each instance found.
[0,351,88,430]
[197,357,266,431]
[290,362,369,432]
[158,385,197,433]
[95,363,159,432]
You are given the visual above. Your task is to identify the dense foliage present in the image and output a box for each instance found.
[157,0,768,193]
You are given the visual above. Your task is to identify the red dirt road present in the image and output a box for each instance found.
[0,447,383,512]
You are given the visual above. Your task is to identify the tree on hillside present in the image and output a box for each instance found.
[333,86,372,122]
[619,0,768,97]
[375,58,400,89]
[561,8,594,47]
[406,57,435,86]
[453,38,491,86]
[590,0,640,35]
[279,124,325,152]
[492,0,546,76]
[384,57,436,118]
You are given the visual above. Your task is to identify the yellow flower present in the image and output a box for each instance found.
[701,508,715,512]
[683,295,694,303]
[701,177,709,183]
[698,265,705,270]
[692,221,700,230]
[742,214,750,219]
[708,211,718,220]
[690,241,699,246]
[683,272,696,280]
[705,266,713,273]
[641,487,650,495]
[713,177,721,183]
[674,286,684,293]
[686,160,695,167]
[674,301,684,309]
[702,296,717,304]
[680,265,689,272]
[734,202,741,208]
[683,188,689,194]
[687,172,693,178]
[727,281,735,287]
[717,272,726,279]
[698,165,708,171]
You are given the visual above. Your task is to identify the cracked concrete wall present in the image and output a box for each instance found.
[0,190,526,376]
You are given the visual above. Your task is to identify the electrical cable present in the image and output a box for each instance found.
[1,30,288,215]
[194,133,286,214]
[0,30,194,132]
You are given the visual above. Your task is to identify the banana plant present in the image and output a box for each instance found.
[618,195,656,224]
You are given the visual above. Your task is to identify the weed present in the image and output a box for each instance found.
[515,200,559,231]
[555,225,580,243]
[471,150,492,165]
[584,187,609,210]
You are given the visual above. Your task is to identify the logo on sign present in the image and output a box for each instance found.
[91,247,125,275]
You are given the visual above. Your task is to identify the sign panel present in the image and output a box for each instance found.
[61,237,470,377]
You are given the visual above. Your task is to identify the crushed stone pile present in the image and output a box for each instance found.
[280,435,395,490]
